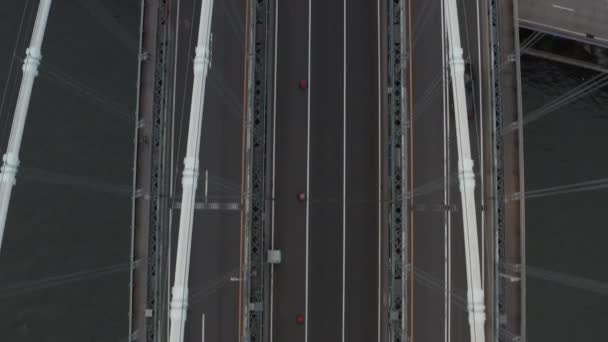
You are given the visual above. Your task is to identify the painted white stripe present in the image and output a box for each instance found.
[552,4,574,12]
[202,313,206,342]
[269,0,279,340]
[376,0,382,340]
[305,0,312,340]
[441,3,451,341]
[341,0,347,341]
[204,169,209,202]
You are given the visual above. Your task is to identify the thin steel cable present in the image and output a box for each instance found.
[510,177,608,200]
[28,57,134,122]
[520,31,543,50]
[505,263,608,296]
[515,73,608,130]
[412,0,440,49]
[411,71,443,123]
[0,0,33,141]
[0,261,139,299]
[19,166,131,196]
[189,266,239,304]
[171,0,198,208]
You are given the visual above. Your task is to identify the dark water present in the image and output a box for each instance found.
[0,1,607,341]
[522,54,608,341]
[0,1,138,341]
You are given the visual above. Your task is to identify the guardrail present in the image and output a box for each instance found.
[241,0,272,341]
[386,0,408,341]
[128,0,173,340]
[489,0,525,340]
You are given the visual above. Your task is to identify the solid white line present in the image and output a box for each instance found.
[204,169,208,202]
[475,0,485,290]
[305,0,311,340]
[202,313,206,342]
[341,0,347,341]
[269,0,279,340]
[551,4,574,12]
[441,3,451,341]
[376,0,382,340]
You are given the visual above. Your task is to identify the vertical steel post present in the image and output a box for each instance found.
[168,0,214,341]
[0,0,52,250]
[443,0,486,340]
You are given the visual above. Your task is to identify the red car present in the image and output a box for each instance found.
[297,192,306,201]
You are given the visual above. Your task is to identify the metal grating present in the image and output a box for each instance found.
[146,0,172,340]
[489,0,506,340]
[128,0,173,340]
[387,0,408,341]
[243,0,271,341]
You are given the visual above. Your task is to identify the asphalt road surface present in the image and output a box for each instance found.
[170,0,246,341]
[270,0,381,341]
[519,0,608,45]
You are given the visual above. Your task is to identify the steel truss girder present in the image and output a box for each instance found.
[242,0,271,341]
[489,0,507,340]
[387,0,408,341]
[129,0,174,340]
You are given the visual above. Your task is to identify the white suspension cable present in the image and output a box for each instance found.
[0,261,137,298]
[0,0,34,138]
[442,0,486,340]
[0,0,52,251]
[20,167,131,196]
[168,0,214,340]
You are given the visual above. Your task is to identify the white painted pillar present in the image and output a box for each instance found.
[443,0,486,341]
[0,0,52,251]
[168,0,214,341]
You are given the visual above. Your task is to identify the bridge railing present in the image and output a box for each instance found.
[386,0,408,341]
[487,0,525,340]
[241,0,272,341]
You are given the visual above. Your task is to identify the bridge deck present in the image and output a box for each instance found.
[519,0,608,47]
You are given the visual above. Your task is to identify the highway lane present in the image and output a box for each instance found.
[343,0,380,340]
[410,0,450,339]
[270,0,309,340]
[519,0,608,46]
[307,0,343,340]
[169,0,246,341]
[271,0,381,341]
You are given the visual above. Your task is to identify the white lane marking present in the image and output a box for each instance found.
[202,313,206,342]
[376,0,382,340]
[440,3,451,341]
[269,0,279,340]
[341,0,347,341]
[204,169,208,202]
[552,4,574,12]
[305,0,312,339]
